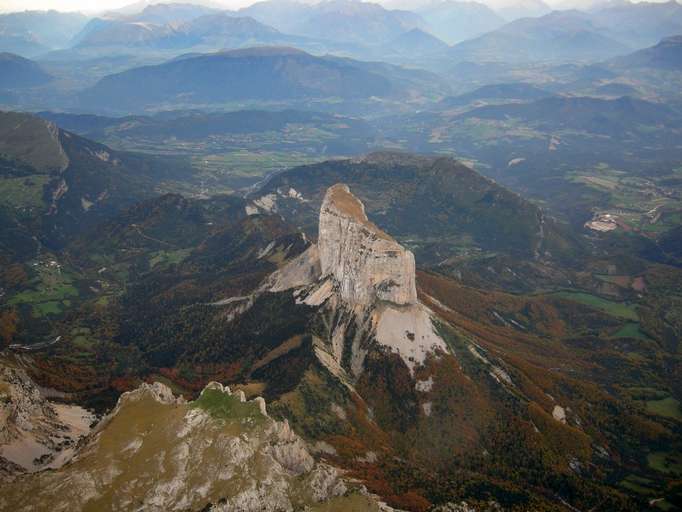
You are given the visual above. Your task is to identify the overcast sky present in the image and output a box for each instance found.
[1,0,244,12]
[0,0,674,14]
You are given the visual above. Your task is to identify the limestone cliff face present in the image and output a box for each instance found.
[318,184,417,306]
[262,183,448,376]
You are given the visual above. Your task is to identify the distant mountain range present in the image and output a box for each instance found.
[458,94,681,134]
[610,34,682,70]
[0,10,89,56]
[449,10,631,63]
[2,0,681,70]
[589,0,682,48]
[73,12,289,50]
[239,0,426,45]
[293,0,426,45]
[117,2,219,24]
[417,0,505,44]
[493,0,552,20]
[79,46,447,111]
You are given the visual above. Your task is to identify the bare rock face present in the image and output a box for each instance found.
[0,365,93,478]
[263,183,448,375]
[318,184,417,307]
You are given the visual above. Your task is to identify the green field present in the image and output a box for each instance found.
[149,248,192,269]
[8,260,79,318]
[191,151,322,180]
[550,291,639,320]
[648,450,682,475]
[619,474,657,496]
[0,175,50,210]
[192,388,265,425]
[613,323,648,339]
[644,396,682,420]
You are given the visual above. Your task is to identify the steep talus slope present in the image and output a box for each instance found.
[0,365,93,477]
[0,379,384,511]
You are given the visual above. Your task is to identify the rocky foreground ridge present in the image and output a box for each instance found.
[0,379,389,511]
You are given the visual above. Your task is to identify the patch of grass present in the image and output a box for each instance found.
[613,323,648,339]
[550,291,638,320]
[149,248,192,269]
[72,335,94,349]
[95,295,112,306]
[0,175,50,210]
[31,301,62,317]
[619,474,657,495]
[8,261,79,317]
[648,451,682,475]
[644,396,682,420]
[191,388,264,424]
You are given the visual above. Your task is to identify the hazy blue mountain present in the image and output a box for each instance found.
[0,10,89,56]
[0,53,52,89]
[237,0,315,34]
[417,0,505,44]
[80,47,426,109]
[73,12,285,50]
[291,0,426,45]
[449,10,631,63]
[589,0,682,48]
[122,2,220,24]
[458,95,681,134]
[385,27,450,56]
[177,12,282,46]
[72,17,177,48]
[610,34,682,70]
[493,0,552,20]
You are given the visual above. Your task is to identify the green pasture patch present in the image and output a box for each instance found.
[191,388,264,425]
[613,323,648,339]
[0,175,50,210]
[644,396,682,420]
[550,291,638,320]
[648,450,682,475]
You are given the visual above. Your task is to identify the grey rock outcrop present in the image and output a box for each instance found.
[318,184,417,306]
[263,183,448,375]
